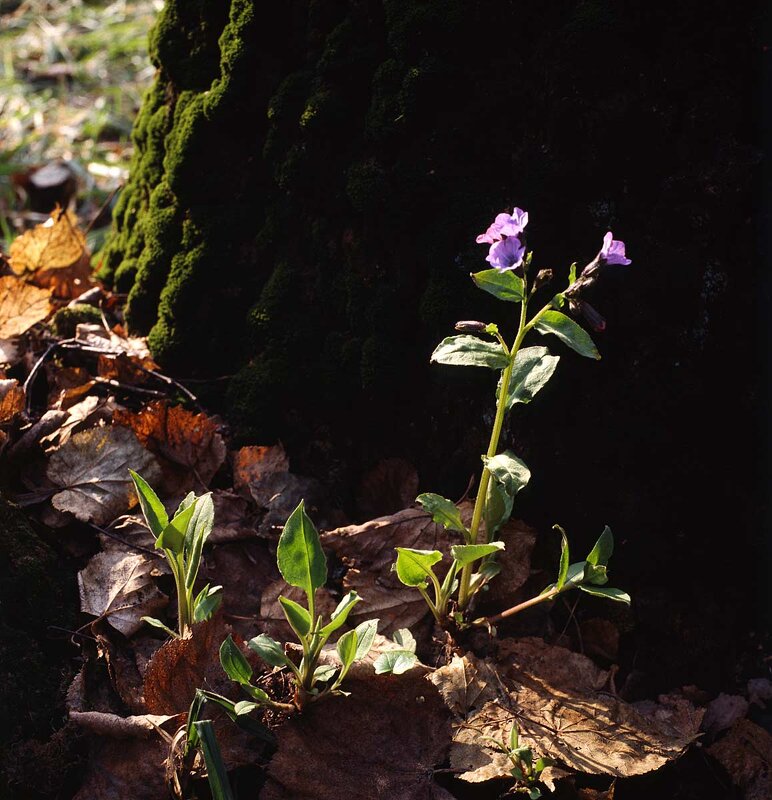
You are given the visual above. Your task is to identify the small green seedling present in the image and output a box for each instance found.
[130,470,222,638]
[394,208,633,624]
[219,500,378,708]
[484,720,553,798]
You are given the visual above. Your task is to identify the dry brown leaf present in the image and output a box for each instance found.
[262,670,454,800]
[143,616,233,715]
[443,639,702,781]
[47,425,162,525]
[701,693,749,737]
[70,710,174,737]
[708,718,772,800]
[97,352,155,385]
[429,653,500,716]
[0,275,51,338]
[321,507,459,635]
[580,618,621,662]
[232,444,289,493]
[113,401,225,495]
[75,323,156,364]
[246,470,326,534]
[356,457,419,518]
[9,206,92,299]
[40,394,118,450]
[47,364,95,409]
[78,550,167,637]
[208,490,261,544]
[0,378,24,425]
[98,514,158,554]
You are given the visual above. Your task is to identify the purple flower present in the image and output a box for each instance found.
[599,231,631,266]
[486,236,525,272]
[476,207,529,244]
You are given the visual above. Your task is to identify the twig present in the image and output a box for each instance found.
[22,338,77,413]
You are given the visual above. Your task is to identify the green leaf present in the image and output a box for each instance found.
[374,650,418,675]
[392,628,416,653]
[568,262,578,284]
[193,584,223,622]
[353,618,378,660]
[278,596,312,638]
[219,635,253,685]
[528,788,542,800]
[534,756,554,773]
[141,616,178,638]
[585,563,609,586]
[185,492,214,588]
[276,501,327,603]
[484,451,531,509]
[176,492,196,516]
[243,684,272,703]
[430,336,510,370]
[578,585,631,604]
[586,526,614,566]
[129,471,168,538]
[320,591,360,637]
[555,526,569,590]
[336,629,358,672]
[451,541,505,567]
[535,310,600,360]
[156,500,197,554]
[499,346,560,410]
[416,493,468,534]
[471,269,525,302]
[248,633,292,669]
[564,561,587,587]
[484,479,511,537]
[313,664,338,684]
[233,700,260,716]
[509,722,519,751]
[193,720,235,800]
[394,548,443,587]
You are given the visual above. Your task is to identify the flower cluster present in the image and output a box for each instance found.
[476,207,528,272]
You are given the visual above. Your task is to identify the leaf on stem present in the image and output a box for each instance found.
[578,585,631,604]
[555,526,570,590]
[373,650,418,675]
[353,618,379,660]
[471,269,525,302]
[219,635,253,685]
[277,500,328,603]
[193,584,223,622]
[483,451,531,530]
[392,628,417,653]
[451,541,505,567]
[320,591,360,637]
[156,499,197,554]
[416,493,468,534]
[430,335,510,369]
[336,629,359,673]
[248,633,294,670]
[586,526,614,566]
[279,595,313,638]
[534,310,600,360]
[394,548,442,587]
[498,346,560,411]
[129,470,168,538]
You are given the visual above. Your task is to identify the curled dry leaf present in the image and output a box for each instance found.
[78,550,167,637]
[114,401,226,496]
[0,378,24,425]
[0,275,51,338]
[321,507,459,635]
[262,670,454,800]
[8,206,92,299]
[707,718,772,800]
[41,394,119,450]
[46,425,161,525]
[232,443,289,494]
[440,639,702,781]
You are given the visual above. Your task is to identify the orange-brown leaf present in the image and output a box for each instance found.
[0,275,51,338]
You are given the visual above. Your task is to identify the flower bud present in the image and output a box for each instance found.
[454,320,487,333]
[569,299,606,332]
[533,269,553,290]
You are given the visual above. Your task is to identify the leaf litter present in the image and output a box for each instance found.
[0,201,759,798]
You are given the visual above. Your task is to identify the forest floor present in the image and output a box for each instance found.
[0,3,770,800]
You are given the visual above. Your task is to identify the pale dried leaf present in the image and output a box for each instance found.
[47,425,161,525]
[78,551,167,637]
[262,671,454,800]
[708,719,772,800]
[0,275,51,338]
[429,653,499,716]
[445,639,702,780]
[69,711,174,737]
[40,394,118,450]
[0,337,20,367]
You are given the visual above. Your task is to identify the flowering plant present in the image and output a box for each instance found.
[393,207,632,625]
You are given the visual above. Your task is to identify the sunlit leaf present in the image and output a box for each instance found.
[430,335,509,369]
[535,310,600,360]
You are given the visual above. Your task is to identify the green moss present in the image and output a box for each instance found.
[51,304,103,338]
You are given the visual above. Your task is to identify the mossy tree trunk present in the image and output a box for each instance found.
[102,3,761,681]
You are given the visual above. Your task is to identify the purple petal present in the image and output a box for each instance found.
[476,207,529,245]
[486,237,525,271]
[599,231,631,266]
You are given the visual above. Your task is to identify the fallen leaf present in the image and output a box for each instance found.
[0,337,20,366]
[708,718,772,800]
[0,275,51,338]
[9,206,92,299]
[70,710,175,737]
[700,694,749,737]
[97,352,156,386]
[47,365,96,409]
[246,470,327,534]
[261,670,454,800]
[443,639,702,781]
[143,616,234,715]
[114,401,225,496]
[208,490,261,544]
[78,550,167,637]
[40,394,118,450]
[47,425,161,525]
[356,457,419,518]
[321,507,459,634]
[0,378,24,425]
[76,323,155,363]
[232,444,289,494]
[429,653,499,716]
